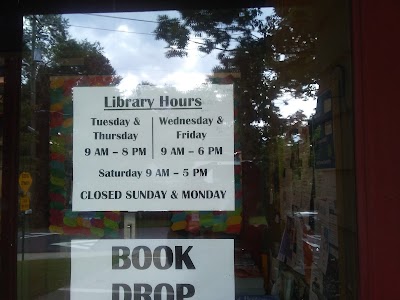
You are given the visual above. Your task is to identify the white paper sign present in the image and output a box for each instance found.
[72,85,235,211]
[70,239,234,300]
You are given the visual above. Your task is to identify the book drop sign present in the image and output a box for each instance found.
[70,239,235,300]
[72,85,235,211]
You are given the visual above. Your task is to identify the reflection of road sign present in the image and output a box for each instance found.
[19,172,32,193]
[20,195,30,211]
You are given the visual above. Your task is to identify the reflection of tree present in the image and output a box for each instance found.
[22,15,121,226]
[154,7,317,163]
[155,8,319,259]
[22,15,121,155]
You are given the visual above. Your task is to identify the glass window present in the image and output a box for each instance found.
[18,1,356,299]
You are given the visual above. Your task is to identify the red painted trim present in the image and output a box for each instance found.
[353,0,400,298]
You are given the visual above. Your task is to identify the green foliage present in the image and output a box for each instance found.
[155,15,190,58]
[23,14,121,89]
[21,13,122,138]
[154,7,317,163]
[50,39,117,79]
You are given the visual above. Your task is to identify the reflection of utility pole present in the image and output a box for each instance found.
[30,16,37,135]
[25,16,39,236]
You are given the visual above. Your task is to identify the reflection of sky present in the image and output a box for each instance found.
[274,96,316,118]
[64,10,316,117]
[65,11,219,93]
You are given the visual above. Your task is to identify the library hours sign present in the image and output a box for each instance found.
[72,85,235,211]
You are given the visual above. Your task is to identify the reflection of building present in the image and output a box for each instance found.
[311,90,335,169]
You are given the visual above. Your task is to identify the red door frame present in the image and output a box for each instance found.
[353,0,400,299]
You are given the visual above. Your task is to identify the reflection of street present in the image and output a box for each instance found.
[18,230,65,253]
[18,226,177,261]
[17,226,188,299]
[17,229,69,261]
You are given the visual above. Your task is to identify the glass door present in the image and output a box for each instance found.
[16,1,357,299]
